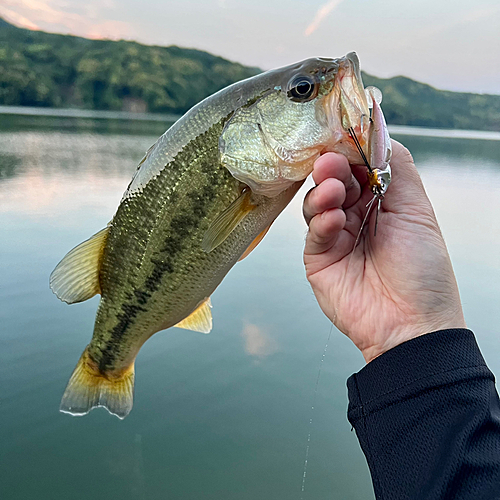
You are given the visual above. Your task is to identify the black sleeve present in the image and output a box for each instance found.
[347,329,500,500]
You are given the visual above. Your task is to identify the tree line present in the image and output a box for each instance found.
[1,17,499,131]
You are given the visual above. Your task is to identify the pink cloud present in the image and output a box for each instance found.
[0,0,133,40]
[0,5,40,30]
[304,0,344,37]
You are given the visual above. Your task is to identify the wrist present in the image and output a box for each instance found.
[360,312,467,363]
[361,332,426,363]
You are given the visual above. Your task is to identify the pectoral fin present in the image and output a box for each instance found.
[238,224,271,261]
[202,189,256,253]
[50,226,109,304]
[174,298,213,334]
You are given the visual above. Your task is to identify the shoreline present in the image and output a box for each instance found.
[0,105,180,123]
[1,105,499,141]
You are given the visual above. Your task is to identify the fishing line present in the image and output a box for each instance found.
[300,194,377,499]
[348,128,372,173]
[300,322,333,499]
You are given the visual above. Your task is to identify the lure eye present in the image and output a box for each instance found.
[287,75,319,102]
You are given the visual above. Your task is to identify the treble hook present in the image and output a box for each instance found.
[348,127,385,237]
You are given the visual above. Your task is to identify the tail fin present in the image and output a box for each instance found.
[60,348,134,420]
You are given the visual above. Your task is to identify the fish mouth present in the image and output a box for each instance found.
[323,52,372,164]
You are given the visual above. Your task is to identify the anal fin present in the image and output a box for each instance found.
[174,298,213,334]
[50,226,110,304]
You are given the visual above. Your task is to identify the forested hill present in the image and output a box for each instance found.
[0,18,260,115]
[1,17,499,131]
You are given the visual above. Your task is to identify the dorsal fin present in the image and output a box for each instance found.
[202,189,256,253]
[50,227,109,304]
[238,224,271,261]
[174,298,213,334]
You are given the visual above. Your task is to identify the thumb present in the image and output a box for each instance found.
[382,140,434,217]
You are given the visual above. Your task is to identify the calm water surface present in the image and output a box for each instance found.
[1,114,500,500]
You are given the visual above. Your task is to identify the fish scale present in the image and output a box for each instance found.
[94,119,238,370]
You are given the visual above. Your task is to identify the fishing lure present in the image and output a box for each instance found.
[345,85,392,235]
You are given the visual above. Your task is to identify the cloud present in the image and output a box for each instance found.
[0,0,133,40]
[0,6,40,30]
[241,322,278,359]
[304,0,344,37]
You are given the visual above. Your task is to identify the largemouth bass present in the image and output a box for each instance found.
[50,52,391,419]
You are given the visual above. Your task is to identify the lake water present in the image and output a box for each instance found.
[1,112,499,500]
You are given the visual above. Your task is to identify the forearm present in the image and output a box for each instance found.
[347,329,500,500]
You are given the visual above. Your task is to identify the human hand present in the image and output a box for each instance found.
[303,140,466,363]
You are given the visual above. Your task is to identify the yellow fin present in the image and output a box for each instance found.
[50,226,109,304]
[202,190,256,253]
[238,224,271,262]
[60,348,134,420]
[174,298,213,334]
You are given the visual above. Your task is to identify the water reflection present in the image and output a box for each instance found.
[0,131,155,222]
[241,322,279,359]
[0,112,174,136]
[1,116,500,500]
[397,133,500,170]
[0,131,155,179]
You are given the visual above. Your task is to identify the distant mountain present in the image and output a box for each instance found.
[362,73,500,132]
[1,17,499,131]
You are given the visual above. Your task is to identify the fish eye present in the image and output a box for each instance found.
[287,75,319,102]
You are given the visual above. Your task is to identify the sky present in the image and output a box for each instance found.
[1,0,499,95]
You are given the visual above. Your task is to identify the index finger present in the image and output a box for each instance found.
[312,152,361,209]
